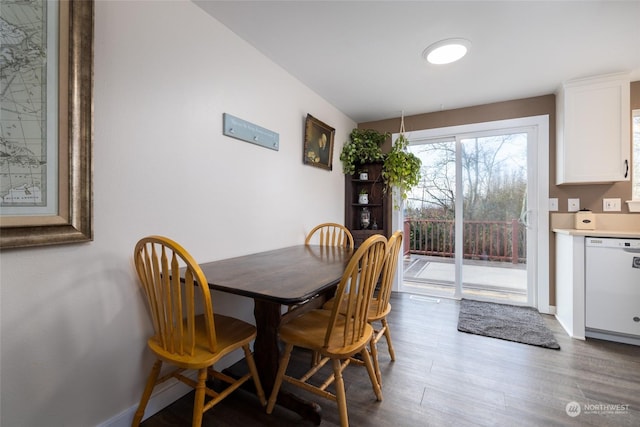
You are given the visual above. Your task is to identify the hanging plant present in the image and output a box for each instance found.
[382,116,422,207]
[339,128,388,175]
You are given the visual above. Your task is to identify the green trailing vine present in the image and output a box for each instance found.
[382,133,422,206]
[340,126,421,209]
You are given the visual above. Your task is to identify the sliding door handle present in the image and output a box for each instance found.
[519,209,532,230]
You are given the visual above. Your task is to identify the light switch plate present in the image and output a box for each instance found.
[549,198,558,211]
[603,198,621,211]
[568,198,580,212]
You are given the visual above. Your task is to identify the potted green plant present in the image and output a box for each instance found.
[382,133,421,207]
[358,188,369,204]
[339,128,388,175]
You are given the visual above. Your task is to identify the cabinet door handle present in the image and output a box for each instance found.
[624,159,629,178]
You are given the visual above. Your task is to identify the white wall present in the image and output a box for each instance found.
[0,1,355,425]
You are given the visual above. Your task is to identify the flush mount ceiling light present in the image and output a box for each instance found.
[423,38,471,65]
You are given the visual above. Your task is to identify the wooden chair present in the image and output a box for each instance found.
[131,236,266,427]
[368,230,402,386]
[286,223,354,314]
[266,234,387,427]
[323,230,403,388]
[305,222,354,249]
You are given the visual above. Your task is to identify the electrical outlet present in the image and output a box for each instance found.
[603,198,621,212]
[568,198,580,212]
[549,198,559,211]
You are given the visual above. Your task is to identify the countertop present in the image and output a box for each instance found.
[553,229,640,238]
[551,213,640,238]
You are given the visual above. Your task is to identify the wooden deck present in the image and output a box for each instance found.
[403,255,527,303]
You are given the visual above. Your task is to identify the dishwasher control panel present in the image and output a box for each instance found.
[586,237,640,249]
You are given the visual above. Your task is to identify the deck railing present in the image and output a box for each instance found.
[404,218,525,264]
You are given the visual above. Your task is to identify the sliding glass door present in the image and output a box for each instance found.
[398,116,548,308]
[459,132,529,302]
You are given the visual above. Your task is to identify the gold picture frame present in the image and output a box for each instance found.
[0,1,94,249]
[303,114,335,171]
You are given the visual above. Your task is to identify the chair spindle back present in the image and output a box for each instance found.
[325,234,387,348]
[305,222,354,249]
[134,236,216,356]
[371,230,403,317]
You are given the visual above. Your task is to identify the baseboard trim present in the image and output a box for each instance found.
[97,371,197,427]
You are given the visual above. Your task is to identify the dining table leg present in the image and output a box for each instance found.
[253,299,322,425]
[252,299,281,391]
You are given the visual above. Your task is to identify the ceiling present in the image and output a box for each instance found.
[195,1,640,123]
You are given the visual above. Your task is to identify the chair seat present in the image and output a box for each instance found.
[323,297,391,322]
[148,314,257,370]
[367,301,391,322]
[279,309,374,358]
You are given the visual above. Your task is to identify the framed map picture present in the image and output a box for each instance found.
[0,1,94,249]
[303,114,335,171]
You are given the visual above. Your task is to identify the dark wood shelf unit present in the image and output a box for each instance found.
[344,162,391,247]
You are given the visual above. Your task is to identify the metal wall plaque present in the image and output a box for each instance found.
[223,113,279,151]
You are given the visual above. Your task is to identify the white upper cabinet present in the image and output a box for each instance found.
[556,73,630,185]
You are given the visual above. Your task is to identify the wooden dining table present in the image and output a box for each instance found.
[194,244,353,424]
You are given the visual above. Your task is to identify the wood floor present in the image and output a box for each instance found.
[140,293,640,426]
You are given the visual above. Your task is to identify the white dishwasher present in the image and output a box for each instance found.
[585,237,640,345]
